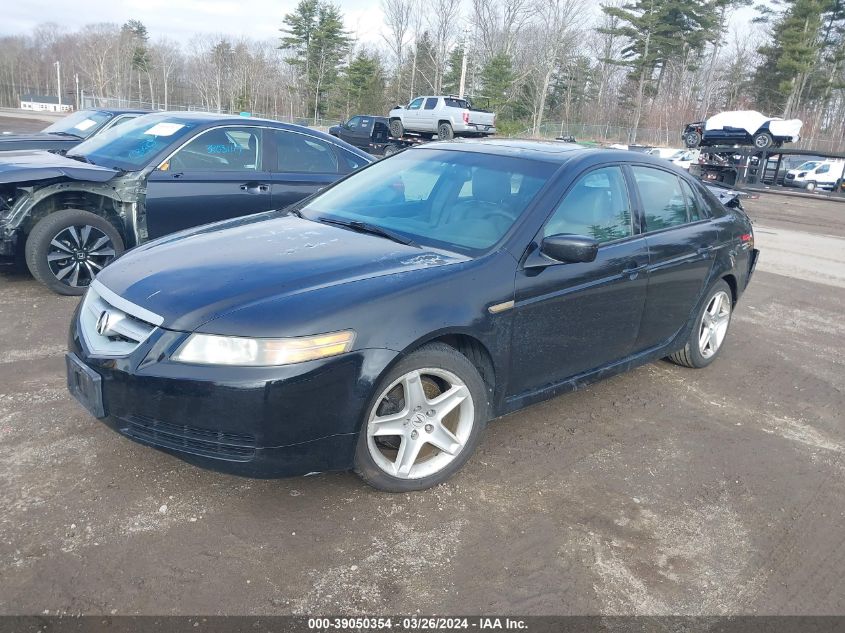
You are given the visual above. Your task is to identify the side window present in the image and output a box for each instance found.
[632,166,688,231]
[168,126,261,171]
[408,98,423,110]
[544,166,633,243]
[275,130,339,173]
[345,116,362,129]
[817,164,830,174]
[680,179,704,222]
[106,115,138,131]
[335,147,368,174]
[424,98,438,110]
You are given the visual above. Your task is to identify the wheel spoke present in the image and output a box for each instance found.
[50,239,73,254]
[401,371,428,411]
[80,225,92,249]
[429,385,468,420]
[54,263,75,280]
[370,410,408,437]
[67,226,81,247]
[89,248,115,259]
[68,263,81,287]
[427,423,462,455]
[89,235,111,251]
[394,437,423,477]
[699,325,711,352]
[47,252,71,262]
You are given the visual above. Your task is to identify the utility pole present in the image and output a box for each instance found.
[458,29,469,99]
[55,61,62,106]
[75,73,79,111]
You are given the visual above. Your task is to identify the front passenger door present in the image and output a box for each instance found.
[509,166,649,395]
[144,126,272,239]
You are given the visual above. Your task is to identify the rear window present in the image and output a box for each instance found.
[444,98,469,109]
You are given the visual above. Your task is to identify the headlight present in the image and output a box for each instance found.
[172,330,355,366]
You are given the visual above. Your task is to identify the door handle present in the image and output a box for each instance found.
[697,245,716,256]
[240,183,270,194]
[622,262,648,278]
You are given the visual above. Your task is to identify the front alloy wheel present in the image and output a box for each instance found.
[355,343,488,491]
[25,208,125,296]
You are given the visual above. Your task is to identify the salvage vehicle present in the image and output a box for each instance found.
[0,112,372,294]
[683,111,802,150]
[328,115,417,156]
[66,139,759,492]
[783,159,845,191]
[0,108,147,153]
[388,96,496,140]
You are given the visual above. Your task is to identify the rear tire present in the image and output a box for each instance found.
[805,181,817,192]
[668,280,733,369]
[389,119,404,138]
[753,131,773,149]
[684,131,701,148]
[25,209,124,296]
[438,122,454,140]
[354,343,489,492]
[383,144,401,157]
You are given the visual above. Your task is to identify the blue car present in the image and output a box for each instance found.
[0,112,372,294]
[66,140,759,491]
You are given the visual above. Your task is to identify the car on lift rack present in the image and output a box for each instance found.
[0,112,372,295]
[0,108,148,154]
[683,110,803,150]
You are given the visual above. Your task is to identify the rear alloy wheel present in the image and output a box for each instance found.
[438,122,455,140]
[389,118,404,138]
[805,181,817,192]
[685,131,701,148]
[668,280,733,369]
[25,209,124,296]
[753,131,773,149]
[355,343,488,492]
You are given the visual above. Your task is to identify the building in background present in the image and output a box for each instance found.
[20,95,73,113]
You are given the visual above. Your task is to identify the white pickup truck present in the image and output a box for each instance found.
[388,96,496,140]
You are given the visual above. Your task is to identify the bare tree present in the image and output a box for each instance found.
[381,0,414,100]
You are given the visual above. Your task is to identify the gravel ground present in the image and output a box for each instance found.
[0,192,843,616]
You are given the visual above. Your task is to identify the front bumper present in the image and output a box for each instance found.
[68,310,399,477]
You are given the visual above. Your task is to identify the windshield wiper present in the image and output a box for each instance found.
[317,217,416,246]
[52,131,83,138]
[66,153,94,165]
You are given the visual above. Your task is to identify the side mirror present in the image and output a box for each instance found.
[540,234,598,264]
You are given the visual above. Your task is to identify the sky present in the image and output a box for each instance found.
[1,0,763,49]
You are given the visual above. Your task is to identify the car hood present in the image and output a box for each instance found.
[0,150,118,184]
[96,213,468,332]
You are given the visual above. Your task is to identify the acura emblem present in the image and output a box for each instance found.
[96,311,111,336]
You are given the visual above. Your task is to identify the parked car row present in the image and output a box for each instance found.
[0,112,372,294]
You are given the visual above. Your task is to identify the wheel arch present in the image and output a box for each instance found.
[23,190,127,242]
[721,273,738,306]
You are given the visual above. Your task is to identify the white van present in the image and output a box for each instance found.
[784,159,845,191]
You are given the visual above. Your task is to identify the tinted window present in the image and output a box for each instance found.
[444,98,469,108]
[680,179,704,221]
[544,166,632,243]
[335,147,368,173]
[424,98,438,110]
[408,98,423,110]
[168,126,261,172]
[632,166,688,231]
[345,116,362,129]
[275,131,338,173]
[69,115,198,171]
[302,149,555,254]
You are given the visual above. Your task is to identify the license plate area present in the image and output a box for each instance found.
[66,353,105,418]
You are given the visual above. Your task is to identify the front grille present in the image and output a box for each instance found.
[80,281,160,357]
[119,414,257,462]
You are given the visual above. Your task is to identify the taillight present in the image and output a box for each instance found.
[740,233,754,249]
[462,111,469,124]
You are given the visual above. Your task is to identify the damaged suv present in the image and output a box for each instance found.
[0,112,371,294]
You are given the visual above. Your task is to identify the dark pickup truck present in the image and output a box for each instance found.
[329,115,418,156]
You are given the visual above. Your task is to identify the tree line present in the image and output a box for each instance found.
[1,0,844,148]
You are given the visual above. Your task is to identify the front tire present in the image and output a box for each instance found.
[668,280,733,369]
[25,209,124,296]
[389,118,404,138]
[753,131,773,149]
[354,343,489,492]
[438,122,454,140]
[805,181,817,192]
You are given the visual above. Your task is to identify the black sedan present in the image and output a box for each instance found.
[0,108,148,153]
[0,112,372,294]
[66,140,759,492]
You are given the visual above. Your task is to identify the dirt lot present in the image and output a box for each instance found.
[1,193,843,616]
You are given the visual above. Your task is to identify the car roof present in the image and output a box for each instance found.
[94,108,151,115]
[413,138,684,168]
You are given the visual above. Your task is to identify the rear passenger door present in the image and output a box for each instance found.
[630,166,721,351]
[269,129,347,210]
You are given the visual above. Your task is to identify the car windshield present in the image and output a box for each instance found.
[796,161,820,171]
[68,115,198,171]
[301,148,556,255]
[42,110,112,139]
